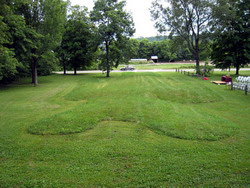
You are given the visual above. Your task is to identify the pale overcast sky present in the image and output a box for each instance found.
[69,0,159,38]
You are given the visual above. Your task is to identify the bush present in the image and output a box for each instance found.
[200,62,214,77]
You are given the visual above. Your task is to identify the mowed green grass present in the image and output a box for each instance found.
[116,63,196,70]
[116,63,250,70]
[0,72,249,187]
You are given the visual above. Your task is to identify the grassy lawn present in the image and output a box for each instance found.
[116,63,197,70]
[0,72,249,187]
[115,63,250,70]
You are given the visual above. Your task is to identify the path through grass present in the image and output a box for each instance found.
[0,72,249,187]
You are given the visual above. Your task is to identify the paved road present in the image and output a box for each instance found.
[54,68,250,74]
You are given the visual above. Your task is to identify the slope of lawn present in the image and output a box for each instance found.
[0,72,249,187]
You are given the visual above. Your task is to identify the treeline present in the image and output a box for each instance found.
[0,0,249,84]
[136,36,167,42]
[0,0,135,83]
[0,0,67,84]
[151,0,249,74]
[127,37,210,62]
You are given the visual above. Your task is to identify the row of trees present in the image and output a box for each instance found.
[127,37,210,62]
[0,0,135,84]
[151,0,249,74]
[59,0,135,77]
[0,0,249,84]
[60,0,249,75]
[211,0,250,75]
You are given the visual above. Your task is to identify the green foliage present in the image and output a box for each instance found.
[125,38,140,60]
[0,0,68,83]
[0,46,19,82]
[4,11,39,78]
[152,40,177,61]
[211,0,250,75]
[91,0,135,77]
[137,39,152,59]
[60,5,98,74]
[37,0,68,75]
[151,0,214,71]
[41,0,68,50]
[200,62,214,77]
[38,51,60,75]
[13,0,68,85]
[0,2,27,83]
[126,37,194,62]
[97,36,134,71]
[169,36,193,60]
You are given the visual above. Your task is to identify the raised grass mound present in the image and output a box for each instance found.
[28,97,238,141]
[28,110,98,135]
[139,99,238,141]
[28,73,238,140]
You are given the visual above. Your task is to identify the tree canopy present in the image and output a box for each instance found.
[0,0,28,83]
[60,5,98,75]
[22,0,68,86]
[151,0,214,73]
[0,0,249,84]
[91,0,135,77]
[211,0,250,75]
[0,0,67,85]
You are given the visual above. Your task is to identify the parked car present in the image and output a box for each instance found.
[120,65,135,71]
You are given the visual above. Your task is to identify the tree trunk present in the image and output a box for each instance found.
[236,63,240,75]
[31,61,35,83]
[194,38,200,74]
[74,66,77,75]
[107,65,110,77]
[34,62,38,86]
[105,41,110,77]
[31,59,38,86]
[195,54,200,74]
[63,62,66,75]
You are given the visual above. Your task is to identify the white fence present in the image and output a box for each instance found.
[232,76,250,95]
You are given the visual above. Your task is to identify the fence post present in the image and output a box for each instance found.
[176,68,177,72]
[231,82,233,90]
[245,85,248,95]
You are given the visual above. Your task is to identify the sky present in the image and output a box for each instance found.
[69,0,159,38]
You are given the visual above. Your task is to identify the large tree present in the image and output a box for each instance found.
[19,0,68,86]
[60,5,98,75]
[91,0,135,77]
[151,0,213,73]
[211,0,250,75]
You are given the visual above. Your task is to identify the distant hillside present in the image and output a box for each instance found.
[136,36,168,42]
